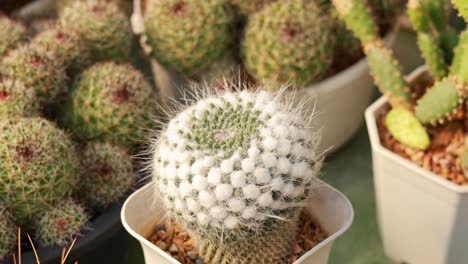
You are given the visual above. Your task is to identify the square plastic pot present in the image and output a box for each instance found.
[121,180,354,264]
[130,0,397,153]
[365,66,468,264]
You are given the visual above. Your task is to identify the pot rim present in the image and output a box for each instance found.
[121,180,354,264]
[365,66,468,193]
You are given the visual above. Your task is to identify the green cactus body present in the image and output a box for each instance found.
[415,77,463,125]
[79,142,134,208]
[0,118,79,224]
[452,0,468,21]
[365,41,411,107]
[144,0,234,77]
[450,30,468,91]
[0,208,16,261]
[463,142,468,178]
[57,0,133,16]
[152,87,323,263]
[385,107,430,150]
[31,26,89,72]
[228,0,276,15]
[60,0,132,62]
[416,33,447,80]
[0,15,27,58]
[63,62,157,148]
[0,79,42,118]
[440,28,459,64]
[242,0,335,88]
[34,199,88,246]
[0,44,66,106]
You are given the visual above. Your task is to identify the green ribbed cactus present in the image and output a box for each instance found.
[59,0,132,62]
[151,86,323,263]
[144,0,234,77]
[332,0,468,150]
[0,15,27,58]
[34,199,88,246]
[228,0,276,15]
[0,79,42,118]
[0,44,66,106]
[63,62,157,148]
[0,118,79,224]
[79,142,134,208]
[242,0,335,88]
[0,208,16,261]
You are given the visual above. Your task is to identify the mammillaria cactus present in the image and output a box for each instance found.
[242,0,335,88]
[59,0,132,63]
[63,62,157,148]
[78,142,134,208]
[0,78,41,118]
[228,0,276,15]
[0,208,16,261]
[57,0,133,16]
[144,0,234,77]
[0,15,27,58]
[332,0,468,150]
[0,118,79,224]
[0,44,66,106]
[151,86,323,263]
[34,199,89,246]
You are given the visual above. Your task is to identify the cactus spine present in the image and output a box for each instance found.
[151,85,322,263]
[228,0,276,15]
[0,118,79,224]
[34,199,89,246]
[0,208,16,261]
[0,15,27,58]
[79,142,134,208]
[0,79,41,118]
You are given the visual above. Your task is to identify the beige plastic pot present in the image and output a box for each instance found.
[121,180,354,264]
[366,66,468,264]
[131,0,397,153]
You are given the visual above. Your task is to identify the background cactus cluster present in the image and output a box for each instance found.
[143,0,405,89]
[332,0,468,176]
[151,87,323,263]
[0,0,156,259]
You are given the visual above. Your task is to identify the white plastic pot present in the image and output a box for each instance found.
[121,180,354,264]
[365,66,468,264]
[131,0,398,153]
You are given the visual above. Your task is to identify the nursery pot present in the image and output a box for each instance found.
[121,180,354,264]
[3,203,128,264]
[365,66,468,264]
[130,0,398,153]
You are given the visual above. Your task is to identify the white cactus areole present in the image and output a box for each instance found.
[152,89,322,239]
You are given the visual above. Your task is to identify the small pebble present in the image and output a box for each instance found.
[157,230,168,240]
[169,244,179,253]
[187,250,199,260]
[155,241,168,251]
[292,243,303,254]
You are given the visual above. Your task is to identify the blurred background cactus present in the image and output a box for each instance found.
[151,87,323,263]
[332,0,467,176]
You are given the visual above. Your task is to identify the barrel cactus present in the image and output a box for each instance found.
[0,208,16,261]
[0,15,27,58]
[63,62,157,148]
[0,78,41,118]
[151,87,323,263]
[78,142,134,208]
[59,0,132,63]
[144,0,234,77]
[0,118,79,224]
[34,199,88,246]
[242,0,335,88]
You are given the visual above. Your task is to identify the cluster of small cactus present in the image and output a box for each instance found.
[332,0,467,174]
[151,86,322,262]
[0,0,145,258]
[142,0,404,88]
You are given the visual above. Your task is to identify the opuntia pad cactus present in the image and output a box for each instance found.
[0,118,79,224]
[79,142,134,208]
[64,62,157,147]
[0,44,66,106]
[242,0,335,88]
[144,0,234,76]
[0,208,16,261]
[59,0,132,62]
[0,15,27,57]
[0,79,41,118]
[152,87,322,263]
[34,199,88,246]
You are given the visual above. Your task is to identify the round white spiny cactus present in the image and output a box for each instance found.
[152,87,322,235]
